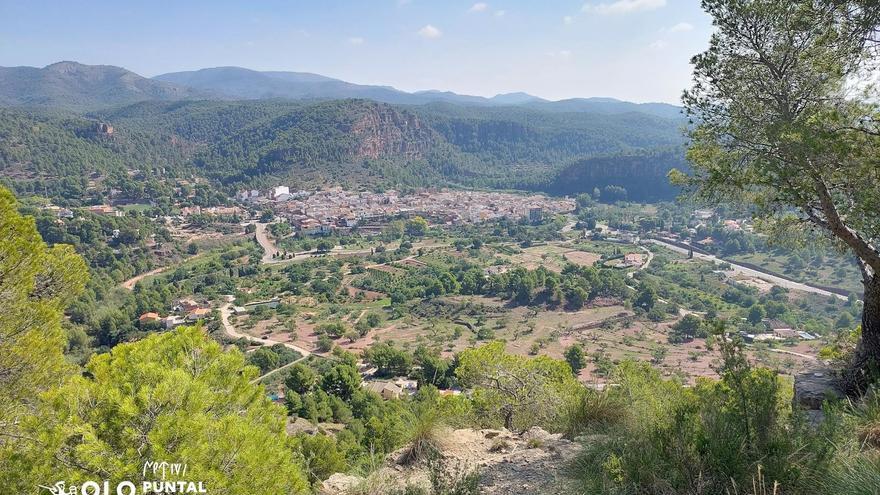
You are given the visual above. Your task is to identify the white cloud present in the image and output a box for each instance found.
[494,9,506,17]
[648,39,668,50]
[582,0,666,15]
[666,22,693,33]
[348,37,365,45]
[417,24,442,39]
[548,49,572,60]
[469,2,488,12]
[563,15,573,25]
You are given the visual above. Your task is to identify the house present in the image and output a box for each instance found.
[392,378,419,395]
[765,319,795,333]
[484,265,510,277]
[87,205,123,217]
[622,253,644,267]
[175,298,201,313]
[232,306,248,315]
[695,237,715,248]
[694,209,715,220]
[163,315,186,329]
[723,219,742,232]
[773,328,800,339]
[363,381,403,400]
[45,206,75,219]
[186,308,211,322]
[138,312,160,324]
[273,186,290,199]
[180,206,202,216]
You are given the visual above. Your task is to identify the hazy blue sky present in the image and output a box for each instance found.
[0,0,713,103]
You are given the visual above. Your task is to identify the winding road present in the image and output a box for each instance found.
[121,266,168,290]
[255,222,382,265]
[219,303,312,357]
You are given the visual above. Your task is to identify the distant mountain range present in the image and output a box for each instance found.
[0,61,687,204]
[0,61,206,111]
[0,61,683,118]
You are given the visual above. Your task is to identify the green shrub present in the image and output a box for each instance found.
[570,335,836,494]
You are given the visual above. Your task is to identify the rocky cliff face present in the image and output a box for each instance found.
[352,103,436,160]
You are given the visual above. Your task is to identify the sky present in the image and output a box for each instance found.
[0,0,714,104]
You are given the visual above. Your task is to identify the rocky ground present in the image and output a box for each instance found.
[321,427,583,495]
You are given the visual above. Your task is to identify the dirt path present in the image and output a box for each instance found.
[121,266,169,290]
[768,348,818,361]
[255,222,280,263]
[252,355,309,383]
[219,303,313,357]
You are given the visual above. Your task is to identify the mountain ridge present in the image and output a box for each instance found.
[0,61,208,111]
[0,61,681,118]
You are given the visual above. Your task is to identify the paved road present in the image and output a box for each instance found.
[646,238,847,301]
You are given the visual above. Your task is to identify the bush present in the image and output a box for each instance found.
[570,336,836,495]
[398,408,444,466]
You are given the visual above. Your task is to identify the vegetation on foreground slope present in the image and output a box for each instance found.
[676,0,880,391]
[4,178,880,494]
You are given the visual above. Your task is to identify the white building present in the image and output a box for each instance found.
[273,186,290,199]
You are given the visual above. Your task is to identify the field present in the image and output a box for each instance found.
[729,251,862,295]
[115,208,852,390]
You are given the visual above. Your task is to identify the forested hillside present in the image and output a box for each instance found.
[0,109,195,203]
[1,96,686,201]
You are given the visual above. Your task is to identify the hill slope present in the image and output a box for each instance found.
[0,62,206,111]
[98,99,687,197]
[0,108,194,203]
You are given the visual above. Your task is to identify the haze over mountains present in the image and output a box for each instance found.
[0,60,687,204]
[0,61,683,118]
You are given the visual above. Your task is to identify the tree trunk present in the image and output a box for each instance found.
[846,275,880,394]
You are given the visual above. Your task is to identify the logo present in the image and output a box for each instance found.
[40,461,207,495]
[38,482,76,495]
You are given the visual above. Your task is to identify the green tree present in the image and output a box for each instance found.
[564,344,587,375]
[320,364,362,400]
[364,342,413,377]
[290,433,347,486]
[285,363,319,395]
[634,282,658,311]
[405,216,429,237]
[457,342,578,432]
[676,0,880,390]
[0,187,88,487]
[748,305,766,325]
[669,314,707,344]
[249,346,280,374]
[21,327,309,494]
